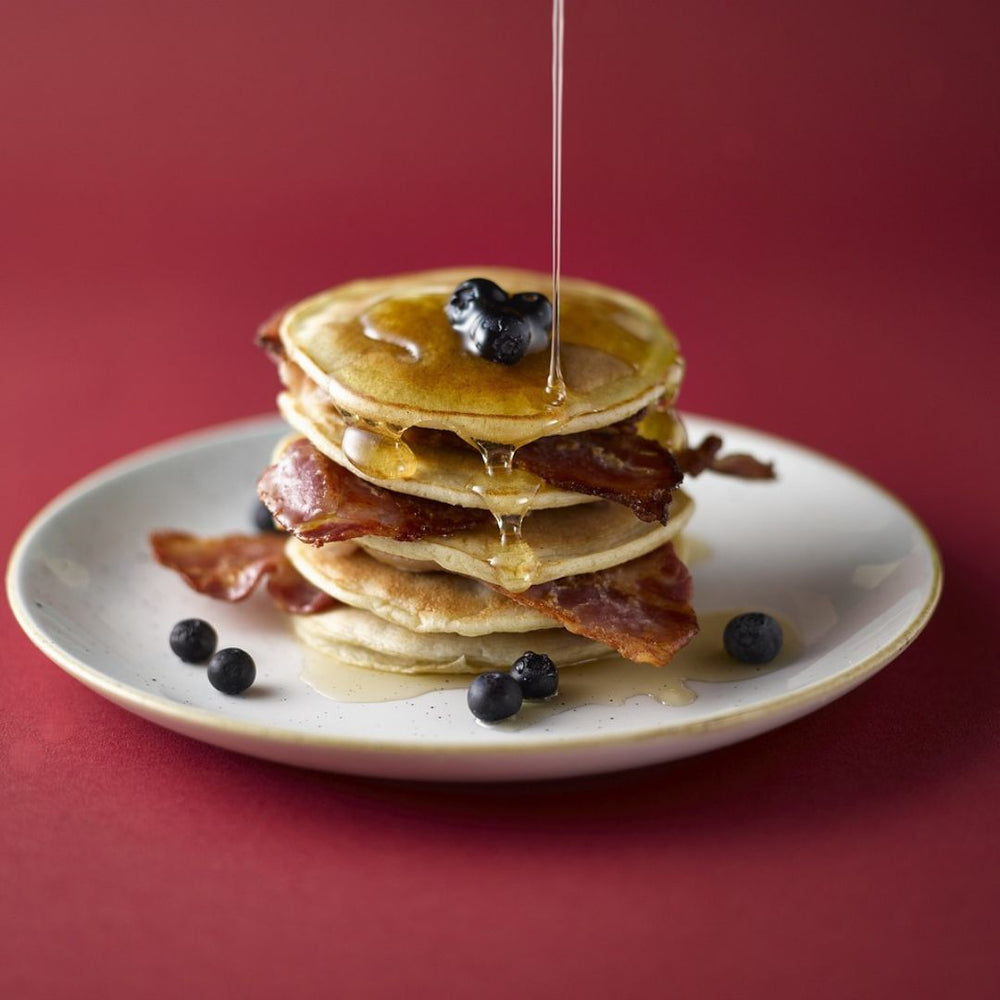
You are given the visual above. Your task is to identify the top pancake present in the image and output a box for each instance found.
[277,267,683,445]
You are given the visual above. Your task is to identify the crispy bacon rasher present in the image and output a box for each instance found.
[514,429,682,524]
[150,531,335,613]
[258,438,493,546]
[406,420,771,522]
[405,422,682,523]
[676,434,775,479]
[496,541,698,666]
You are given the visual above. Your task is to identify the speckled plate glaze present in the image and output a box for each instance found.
[6,415,941,781]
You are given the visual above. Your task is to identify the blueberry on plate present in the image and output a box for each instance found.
[723,612,783,665]
[169,619,217,664]
[467,671,523,722]
[510,651,558,699]
[207,648,256,695]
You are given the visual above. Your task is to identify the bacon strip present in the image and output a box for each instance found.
[150,530,335,613]
[496,542,698,666]
[258,438,493,545]
[676,434,775,479]
[151,527,698,662]
[266,552,338,613]
[405,422,681,523]
[406,421,772,520]
[514,429,682,524]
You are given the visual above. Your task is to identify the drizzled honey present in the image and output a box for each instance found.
[340,417,417,481]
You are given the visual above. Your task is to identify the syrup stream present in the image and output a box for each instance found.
[290,6,763,710]
[546,0,566,405]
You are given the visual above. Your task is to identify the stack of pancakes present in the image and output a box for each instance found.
[256,267,697,675]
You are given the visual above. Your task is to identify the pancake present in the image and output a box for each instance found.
[286,538,555,636]
[277,389,593,515]
[357,490,693,592]
[292,605,612,674]
[275,267,684,448]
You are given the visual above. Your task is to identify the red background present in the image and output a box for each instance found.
[2,2,998,997]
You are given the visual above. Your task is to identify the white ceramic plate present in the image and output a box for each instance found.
[6,415,941,781]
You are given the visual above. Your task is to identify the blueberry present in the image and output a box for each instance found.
[723,613,783,665]
[510,651,558,699]
[169,619,217,663]
[467,671,523,722]
[509,291,553,333]
[445,279,551,365]
[445,278,508,323]
[468,309,532,365]
[253,498,282,532]
[207,648,256,694]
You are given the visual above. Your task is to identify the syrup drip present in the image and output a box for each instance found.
[496,511,524,544]
[340,413,417,480]
[488,523,540,590]
[470,438,543,589]
[467,441,541,517]
[472,440,517,475]
[360,307,423,362]
[547,0,566,405]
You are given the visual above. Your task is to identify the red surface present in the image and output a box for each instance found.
[2,1,997,997]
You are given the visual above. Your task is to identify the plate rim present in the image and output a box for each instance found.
[5,413,943,761]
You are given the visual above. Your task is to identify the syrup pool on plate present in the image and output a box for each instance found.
[299,613,798,712]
